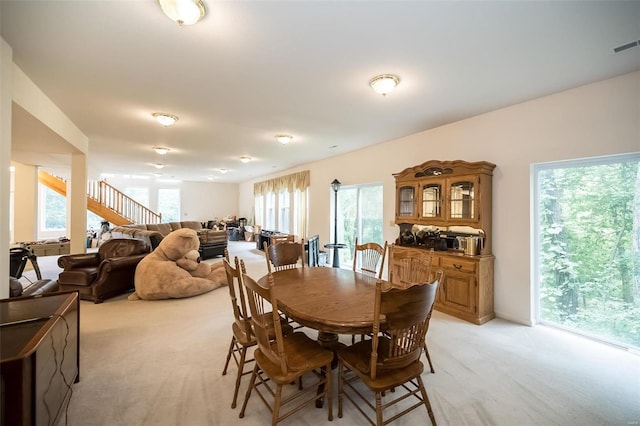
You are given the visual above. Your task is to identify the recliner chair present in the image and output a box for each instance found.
[57,239,150,303]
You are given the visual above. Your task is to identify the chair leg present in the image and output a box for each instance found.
[375,391,383,426]
[417,375,437,426]
[239,364,258,418]
[272,383,283,426]
[222,336,236,375]
[424,342,435,373]
[231,346,248,409]
[337,362,344,418]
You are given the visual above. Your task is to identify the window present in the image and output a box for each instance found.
[278,190,290,233]
[40,185,66,231]
[254,171,309,237]
[533,153,640,350]
[124,187,149,207]
[265,192,276,229]
[158,188,180,222]
[335,183,384,267]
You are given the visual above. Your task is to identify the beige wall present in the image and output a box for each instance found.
[0,39,12,298]
[11,162,37,242]
[239,71,640,326]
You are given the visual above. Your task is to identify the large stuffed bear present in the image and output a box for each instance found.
[129,228,226,300]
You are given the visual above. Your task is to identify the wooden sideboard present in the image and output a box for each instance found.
[388,245,495,324]
[1,292,80,426]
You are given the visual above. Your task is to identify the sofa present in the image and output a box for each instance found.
[110,221,228,260]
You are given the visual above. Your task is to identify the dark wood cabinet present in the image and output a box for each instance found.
[1,292,80,426]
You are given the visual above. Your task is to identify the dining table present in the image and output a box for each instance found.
[257,267,385,355]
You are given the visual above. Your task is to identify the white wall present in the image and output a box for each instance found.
[106,177,239,223]
[239,71,640,326]
[181,181,239,222]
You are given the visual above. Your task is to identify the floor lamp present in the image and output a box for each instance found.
[329,179,343,267]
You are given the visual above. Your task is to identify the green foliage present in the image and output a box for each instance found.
[538,160,640,348]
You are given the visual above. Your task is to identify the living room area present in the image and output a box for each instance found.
[2,2,640,425]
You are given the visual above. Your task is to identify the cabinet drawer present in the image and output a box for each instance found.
[440,257,476,273]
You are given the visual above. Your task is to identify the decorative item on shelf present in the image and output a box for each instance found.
[396,223,415,246]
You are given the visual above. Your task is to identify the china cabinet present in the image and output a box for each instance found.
[390,160,496,324]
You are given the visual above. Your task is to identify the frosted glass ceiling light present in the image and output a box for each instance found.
[153,163,166,169]
[152,112,178,126]
[276,134,293,145]
[240,156,252,163]
[158,0,206,26]
[218,168,228,174]
[153,147,170,155]
[369,74,400,96]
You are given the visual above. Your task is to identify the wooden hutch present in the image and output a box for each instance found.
[390,160,496,324]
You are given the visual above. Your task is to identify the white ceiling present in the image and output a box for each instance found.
[2,1,639,183]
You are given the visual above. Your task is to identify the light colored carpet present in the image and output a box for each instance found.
[32,241,639,426]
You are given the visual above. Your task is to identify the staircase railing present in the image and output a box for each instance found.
[86,180,162,225]
[38,171,161,225]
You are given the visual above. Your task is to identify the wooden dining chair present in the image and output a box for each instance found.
[337,270,443,426]
[222,255,293,409]
[388,247,438,372]
[239,271,333,425]
[264,239,305,273]
[352,238,388,279]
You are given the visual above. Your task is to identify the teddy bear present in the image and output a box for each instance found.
[176,248,227,283]
[128,228,226,301]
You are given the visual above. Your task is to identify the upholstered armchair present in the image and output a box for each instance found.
[57,239,150,303]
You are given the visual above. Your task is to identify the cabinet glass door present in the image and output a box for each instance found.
[397,186,415,217]
[422,183,442,218]
[450,181,475,219]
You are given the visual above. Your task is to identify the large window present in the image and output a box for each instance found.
[533,153,640,349]
[124,187,149,208]
[335,183,384,266]
[40,185,66,231]
[254,171,309,238]
[158,188,180,222]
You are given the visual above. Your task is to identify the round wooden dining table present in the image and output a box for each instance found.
[257,267,382,351]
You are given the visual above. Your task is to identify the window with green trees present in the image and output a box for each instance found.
[336,183,383,267]
[534,153,640,349]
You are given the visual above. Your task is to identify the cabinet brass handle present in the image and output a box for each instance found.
[453,264,462,270]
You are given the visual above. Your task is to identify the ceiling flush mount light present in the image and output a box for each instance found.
[153,147,170,155]
[275,134,293,145]
[240,156,251,163]
[152,112,178,127]
[218,168,228,174]
[158,0,206,26]
[369,74,400,96]
[153,163,166,169]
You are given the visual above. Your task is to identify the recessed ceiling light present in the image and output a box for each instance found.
[153,163,166,169]
[218,168,228,174]
[152,112,178,126]
[207,175,214,180]
[153,147,170,155]
[240,156,252,163]
[369,74,400,96]
[158,0,206,26]
[275,134,293,145]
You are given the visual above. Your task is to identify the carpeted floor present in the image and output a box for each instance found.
[28,241,640,426]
